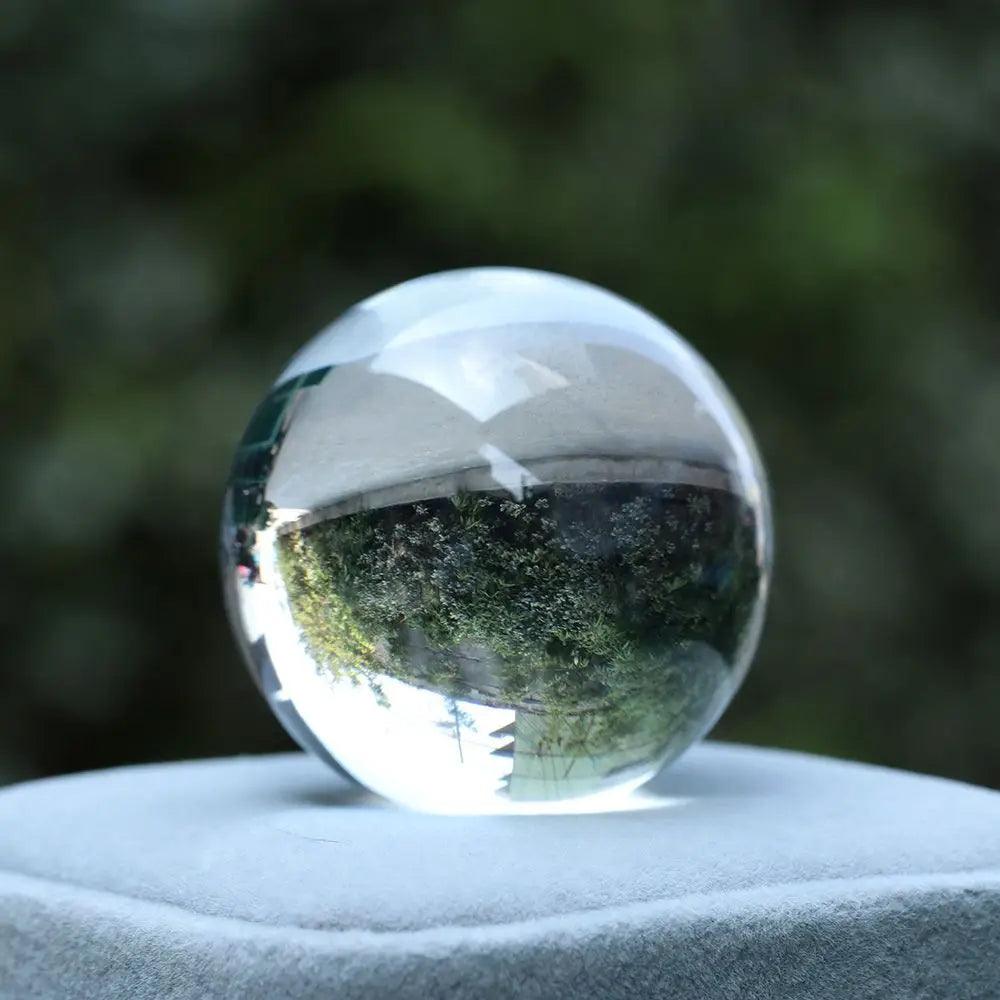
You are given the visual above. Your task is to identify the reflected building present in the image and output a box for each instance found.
[490,714,656,801]
[229,365,332,533]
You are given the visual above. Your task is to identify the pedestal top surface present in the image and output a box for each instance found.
[0,743,997,933]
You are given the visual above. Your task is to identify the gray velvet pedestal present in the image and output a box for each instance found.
[1,744,998,1000]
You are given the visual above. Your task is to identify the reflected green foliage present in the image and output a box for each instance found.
[3,2,999,785]
[278,484,758,754]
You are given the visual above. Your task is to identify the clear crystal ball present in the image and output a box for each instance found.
[222,268,771,812]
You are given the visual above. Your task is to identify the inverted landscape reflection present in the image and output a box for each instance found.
[222,268,771,812]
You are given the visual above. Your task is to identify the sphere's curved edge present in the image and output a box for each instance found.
[275,265,685,386]
[223,267,773,811]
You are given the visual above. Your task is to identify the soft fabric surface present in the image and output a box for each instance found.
[1,743,998,998]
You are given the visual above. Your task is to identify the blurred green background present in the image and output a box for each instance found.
[2,1,998,788]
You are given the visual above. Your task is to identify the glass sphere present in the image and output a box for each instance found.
[221,268,771,813]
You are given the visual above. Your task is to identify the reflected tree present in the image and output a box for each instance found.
[277,482,761,755]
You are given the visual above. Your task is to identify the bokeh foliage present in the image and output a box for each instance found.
[2,1,999,785]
